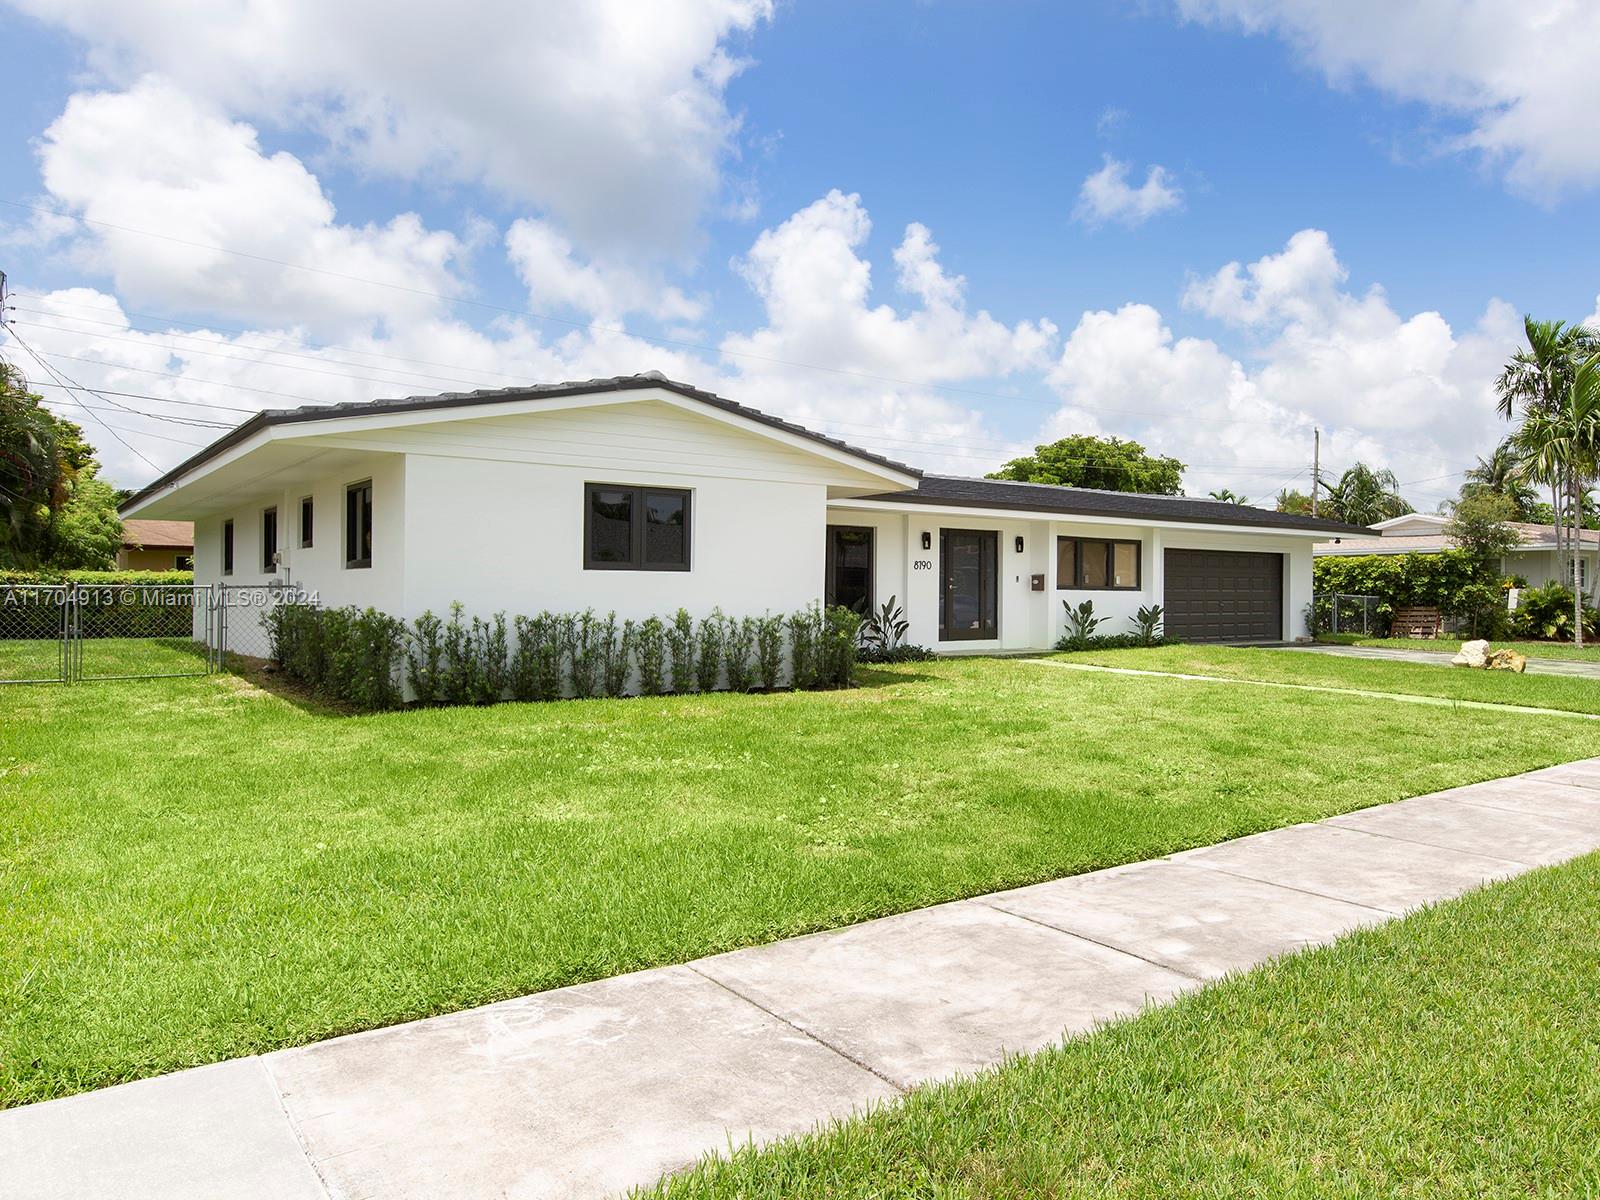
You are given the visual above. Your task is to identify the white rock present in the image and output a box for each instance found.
[1451,639,1489,668]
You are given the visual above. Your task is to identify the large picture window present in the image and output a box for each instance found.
[1056,537,1141,590]
[584,483,691,571]
[345,480,373,569]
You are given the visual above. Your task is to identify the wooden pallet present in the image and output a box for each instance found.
[1391,605,1443,639]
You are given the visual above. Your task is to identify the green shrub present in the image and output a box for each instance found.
[818,605,862,688]
[754,613,784,689]
[0,569,193,586]
[472,612,509,703]
[787,605,819,688]
[406,610,445,704]
[695,609,726,693]
[567,609,602,699]
[510,613,564,701]
[265,602,402,710]
[1511,583,1599,641]
[668,609,697,693]
[1132,604,1164,647]
[724,616,756,692]
[599,613,636,698]
[635,616,668,696]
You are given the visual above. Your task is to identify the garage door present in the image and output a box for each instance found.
[1163,549,1283,643]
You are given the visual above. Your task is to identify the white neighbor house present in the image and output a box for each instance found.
[1314,513,1600,595]
[120,374,1362,653]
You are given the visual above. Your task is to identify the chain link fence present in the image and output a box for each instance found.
[1308,592,1382,636]
[214,584,314,666]
[1,582,221,683]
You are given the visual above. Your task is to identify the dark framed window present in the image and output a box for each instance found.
[299,496,314,548]
[222,520,234,576]
[345,480,373,569]
[1056,537,1141,590]
[940,528,998,641]
[825,526,874,614]
[583,483,691,571]
[262,507,278,572]
[175,554,193,571]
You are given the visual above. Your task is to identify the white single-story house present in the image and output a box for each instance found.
[119,373,1363,651]
[1314,512,1599,594]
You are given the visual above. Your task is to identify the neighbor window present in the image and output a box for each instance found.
[1056,537,1140,590]
[583,483,691,571]
[345,480,373,569]
[175,554,193,571]
[222,520,234,576]
[262,507,278,572]
[299,496,314,548]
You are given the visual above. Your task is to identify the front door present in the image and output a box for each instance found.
[940,529,998,641]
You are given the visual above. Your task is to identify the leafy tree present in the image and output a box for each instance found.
[989,435,1184,494]
[1207,488,1249,505]
[1444,494,1522,637]
[1512,354,1600,643]
[1459,438,1538,518]
[1316,463,1411,527]
[1275,488,1313,516]
[0,361,121,569]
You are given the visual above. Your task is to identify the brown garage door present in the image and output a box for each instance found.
[1163,549,1283,643]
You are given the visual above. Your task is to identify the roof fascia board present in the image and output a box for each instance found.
[830,496,1345,538]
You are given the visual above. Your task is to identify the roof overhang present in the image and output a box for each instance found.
[831,495,1359,539]
[122,380,922,518]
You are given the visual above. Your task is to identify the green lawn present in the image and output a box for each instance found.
[650,852,1600,1199]
[0,636,208,681]
[2,650,1594,1108]
[1063,644,1600,715]
[1318,633,1600,662]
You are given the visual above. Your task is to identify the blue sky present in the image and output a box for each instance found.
[2,0,1598,508]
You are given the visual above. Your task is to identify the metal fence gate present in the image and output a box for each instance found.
[1,582,217,684]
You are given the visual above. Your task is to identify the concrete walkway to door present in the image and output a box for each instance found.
[7,759,1600,1200]
[1275,641,1600,678]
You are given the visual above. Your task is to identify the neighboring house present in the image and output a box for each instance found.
[119,374,1361,653]
[1313,512,1599,593]
[117,519,194,571]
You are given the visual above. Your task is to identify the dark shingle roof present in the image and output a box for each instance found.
[120,372,920,513]
[857,474,1369,535]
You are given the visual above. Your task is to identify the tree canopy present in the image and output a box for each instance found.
[1316,463,1411,527]
[0,361,122,570]
[989,435,1184,494]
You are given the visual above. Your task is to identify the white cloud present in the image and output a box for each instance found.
[505,219,704,323]
[36,79,466,337]
[1175,0,1600,196]
[7,0,772,250]
[1074,157,1184,228]
[1040,229,1521,506]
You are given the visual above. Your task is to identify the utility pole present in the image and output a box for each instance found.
[1311,427,1320,518]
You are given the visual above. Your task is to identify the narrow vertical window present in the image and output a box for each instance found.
[345,480,373,569]
[262,507,278,571]
[300,496,314,548]
[222,520,234,576]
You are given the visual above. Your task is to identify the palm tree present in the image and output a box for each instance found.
[1513,354,1600,646]
[1207,488,1249,505]
[1317,463,1411,527]
[1460,438,1538,517]
[1495,317,1600,565]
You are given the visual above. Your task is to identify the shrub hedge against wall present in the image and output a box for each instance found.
[264,601,863,712]
[1311,551,1477,609]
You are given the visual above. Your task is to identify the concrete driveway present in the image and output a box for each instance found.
[1275,641,1600,679]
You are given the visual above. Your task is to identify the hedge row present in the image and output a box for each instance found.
[1311,551,1477,608]
[0,573,201,640]
[0,569,195,586]
[264,601,863,712]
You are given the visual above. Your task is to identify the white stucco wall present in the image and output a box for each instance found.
[830,505,1317,650]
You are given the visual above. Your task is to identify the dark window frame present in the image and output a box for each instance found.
[345,480,373,570]
[939,527,999,642]
[1056,536,1142,591]
[222,519,234,576]
[175,554,193,571]
[262,507,278,572]
[582,482,693,572]
[824,525,875,614]
[299,495,314,549]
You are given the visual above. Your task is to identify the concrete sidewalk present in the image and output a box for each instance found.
[1278,641,1600,678]
[7,760,1600,1200]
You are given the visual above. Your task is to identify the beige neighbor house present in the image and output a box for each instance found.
[1313,512,1599,596]
[117,519,194,571]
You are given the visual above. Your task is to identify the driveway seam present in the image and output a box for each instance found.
[1315,818,1537,865]
[1175,858,1403,914]
[256,1058,333,1200]
[683,963,908,1095]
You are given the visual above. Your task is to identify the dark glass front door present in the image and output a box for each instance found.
[825,525,874,614]
[940,529,997,640]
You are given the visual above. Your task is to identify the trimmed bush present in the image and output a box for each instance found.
[265,601,404,710]
[510,613,564,701]
[668,609,697,694]
[635,616,668,696]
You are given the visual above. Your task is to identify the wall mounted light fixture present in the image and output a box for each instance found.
[1015,535,1025,553]
[921,531,932,551]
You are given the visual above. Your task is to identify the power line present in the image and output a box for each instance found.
[24,380,257,415]
[3,326,164,472]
